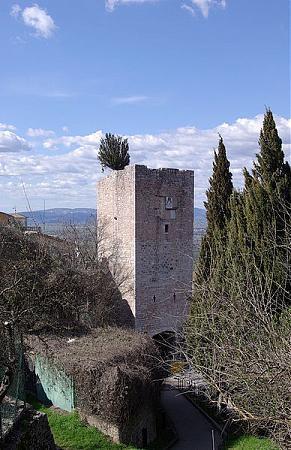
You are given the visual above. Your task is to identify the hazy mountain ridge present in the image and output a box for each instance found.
[21,208,97,226]
[21,207,206,229]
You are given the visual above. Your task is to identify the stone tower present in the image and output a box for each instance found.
[97,165,194,336]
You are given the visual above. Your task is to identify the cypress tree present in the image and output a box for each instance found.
[204,135,233,233]
[254,108,290,198]
[187,111,291,445]
[240,109,290,309]
[244,109,290,241]
[196,136,233,280]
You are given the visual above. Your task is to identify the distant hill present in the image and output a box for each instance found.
[194,208,206,229]
[21,208,97,227]
[21,207,206,229]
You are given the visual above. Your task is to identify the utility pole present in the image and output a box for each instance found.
[43,199,46,233]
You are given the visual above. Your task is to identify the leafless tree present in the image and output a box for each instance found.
[183,207,291,448]
[0,220,132,408]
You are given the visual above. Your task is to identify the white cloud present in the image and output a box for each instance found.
[181,4,196,17]
[184,0,227,18]
[0,123,16,131]
[11,4,56,39]
[112,95,149,105]
[105,0,157,12]
[27,128,55,138]
[106,0,227,16]
[43,131,103,150]
[62,126,69,133]
[0,115,289,211]
[0,131,32,153]
[10,4,22,18]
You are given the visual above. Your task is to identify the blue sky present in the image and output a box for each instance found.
[0,0,290,211]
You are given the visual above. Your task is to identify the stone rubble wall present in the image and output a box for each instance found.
[97,165,194,336]
[79,404,156,449]
[97,166,136,319]
[135,166,194,336]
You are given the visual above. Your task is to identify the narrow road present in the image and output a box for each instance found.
[161,383,223,450]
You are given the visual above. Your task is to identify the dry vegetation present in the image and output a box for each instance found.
[0,222,138,410]
[185,211,291,448]
[26,328,162,426]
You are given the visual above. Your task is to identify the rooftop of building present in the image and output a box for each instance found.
[0,211,13,218]
[11,213,27,219]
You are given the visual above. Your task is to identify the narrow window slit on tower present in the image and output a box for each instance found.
[153,295,156,303]
[164,224,169,233]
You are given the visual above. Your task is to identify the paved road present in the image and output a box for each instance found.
[161,383,223,450]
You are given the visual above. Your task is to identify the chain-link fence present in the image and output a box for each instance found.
[0,328,26,440]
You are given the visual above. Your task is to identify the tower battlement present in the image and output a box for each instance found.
[97,164,194,336]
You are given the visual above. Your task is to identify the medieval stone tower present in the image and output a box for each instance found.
[97,165,194,337]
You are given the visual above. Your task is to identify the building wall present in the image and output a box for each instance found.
[0,212,14,225]
[97,167,136,316]
[80,404,156,448]
[135,166,194,336]
[11,214,27,228]
[97,165,194,336]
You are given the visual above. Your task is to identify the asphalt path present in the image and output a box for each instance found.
[161,383,223,450]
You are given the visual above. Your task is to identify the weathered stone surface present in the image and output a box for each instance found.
[80,404,156,449]
[2,405,56,450]
[97,165,194,336]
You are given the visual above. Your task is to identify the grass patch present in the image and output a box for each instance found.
[224,435,279,450]
[30,397,137,450]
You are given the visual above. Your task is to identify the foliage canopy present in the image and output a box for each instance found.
[98,133,130,171]
[187,110,291,447]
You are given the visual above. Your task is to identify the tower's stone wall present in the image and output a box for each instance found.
[97,165,194,336]
[97,167,136,315]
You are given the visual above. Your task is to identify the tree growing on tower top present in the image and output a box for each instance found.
[98,133,130,171]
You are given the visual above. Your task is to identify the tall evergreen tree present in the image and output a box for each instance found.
[244,109,291,231]
[196,136,233,280]
[243,109,290,240]
[204,135,233,233]
[254,108,290,200]
[187,111,290,445]
[98,133,130,171]
[237,109,290,309]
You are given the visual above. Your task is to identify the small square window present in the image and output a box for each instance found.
[165,197,173,209]
[164,224,169,233]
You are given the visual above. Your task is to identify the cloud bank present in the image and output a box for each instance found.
[0,131,31,153]
[0,115,290,211]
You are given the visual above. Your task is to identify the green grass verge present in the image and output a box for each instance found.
[30,398,137,450]
[224,435,279,450]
